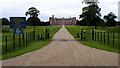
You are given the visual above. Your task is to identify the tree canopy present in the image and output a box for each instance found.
[25,7,41,27]
[25,7,40,18]
[103,12,117,27]
[79,3,101,29]
[26,17,41,26]
[1,18,9,26]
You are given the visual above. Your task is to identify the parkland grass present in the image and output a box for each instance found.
[66,26,119,53]
[1,26,61,60]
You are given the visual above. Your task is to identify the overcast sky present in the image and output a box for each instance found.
[0,0,119,21]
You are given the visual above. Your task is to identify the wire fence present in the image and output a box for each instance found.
[2,28,50,54]
[77,29,119,49]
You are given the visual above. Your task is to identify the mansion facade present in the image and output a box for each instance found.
[49,15,76,25]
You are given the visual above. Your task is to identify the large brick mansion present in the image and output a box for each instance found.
[49,15,76,25]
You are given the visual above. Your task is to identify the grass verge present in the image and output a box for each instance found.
[80,41,119,53]
[66,26,119,53]
[2,40,50,60]
[2,26,61,60]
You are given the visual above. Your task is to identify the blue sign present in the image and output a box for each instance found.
[14,28,23,34]
[10,17,26,28]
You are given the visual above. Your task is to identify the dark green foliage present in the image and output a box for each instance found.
[103,12,117,27]
[25,7,41,27]
[79,3,101,29]
[76,20,90,26]
[1,18,9,25]
[26,17,41,26]
[116,21,120,26]
[40,21,50,26]
[97,19,106,27]
[25,7,40,18]
[76,20,82,26]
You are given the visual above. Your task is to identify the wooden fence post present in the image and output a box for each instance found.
[33,29,35,40]
[27,32,30,43]
[81,29,83,41]
[84,32,86,41]
[104,32,105,44]
[98,32,99,42]
[22,33,25,45]
[113,33,114,46]
[26,33,27,45]
[45,28,50,40]
[48,29,50,39]
[45,28,48,39]
[31,32,32,40]
[13,34,15,50]
[95,31,96,41]
[92,29,94,40]
[5,36,8,52]
[30,32,31,41]
[100,32,102,42]
[108,32,109,44]
[19,34,21,48]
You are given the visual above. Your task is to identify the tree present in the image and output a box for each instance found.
[80,1,101,29]
[1,18,9,26]
[116,21,120,26]
[103,12,117,27]
[76,20,80,25]
[40,21,50,26]
[25,7,40,17]
[76,19,87,26]
[26,17,41,26]
[98,19,106,27]
[25,7,41,27]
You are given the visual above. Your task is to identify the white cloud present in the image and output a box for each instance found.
[0,0,119,21]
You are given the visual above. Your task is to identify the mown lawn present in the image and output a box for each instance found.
[1,26,61,60]
[66,26,120,53]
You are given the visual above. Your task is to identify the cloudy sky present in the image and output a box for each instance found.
[0,0,119,21]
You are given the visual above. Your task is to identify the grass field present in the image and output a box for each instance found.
[1,26,61,60]
[66,26,120,53]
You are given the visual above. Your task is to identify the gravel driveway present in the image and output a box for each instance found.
[2,26,118,66]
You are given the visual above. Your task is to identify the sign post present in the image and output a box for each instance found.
[13,28,23,34]
[10,17,26,34]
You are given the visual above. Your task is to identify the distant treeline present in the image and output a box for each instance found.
[76,20,120,27]
[0,17,50,26]
[1,17,120,27]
